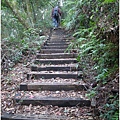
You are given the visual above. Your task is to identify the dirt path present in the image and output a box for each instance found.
[1,28,93,120]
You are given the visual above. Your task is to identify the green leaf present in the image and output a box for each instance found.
[21,39,25,43]
[76,55,81,62]
[103,0,116,3]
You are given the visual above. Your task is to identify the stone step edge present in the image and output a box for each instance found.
[39,49,77,54]
[36,53,77,59]
[34,58,77,61]
[44,43,69,47]
[19,82,88,91]
[40,49,66,52]
[34,58,77,64]
[27,72,83,80]
[41,46,68,49]
[47,40,69,42]
[14,97,91,107]
[45,44,68,47]
[46,43,69,45]
[31,65,81,71]
[1,112,67,120]
[36,53,77,55]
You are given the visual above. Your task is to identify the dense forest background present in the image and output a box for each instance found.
[1,0,119,119]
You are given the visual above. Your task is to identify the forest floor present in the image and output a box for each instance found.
[1,28,119,120]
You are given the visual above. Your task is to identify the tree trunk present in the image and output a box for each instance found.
[30,1,37,24]
[26,0,34,28]
[5,0,30,29]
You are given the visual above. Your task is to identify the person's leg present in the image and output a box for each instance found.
[53,17,58,28]
[52,17,57,28]
[56,16,59,28]
[54,17,58,28]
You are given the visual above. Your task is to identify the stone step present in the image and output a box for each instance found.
[43,42,68,46]
[34,58,77,65]
[46,43,69,46]
[40,49,77,54]
[15,96,91,107]
[19,82,88,91]
[31,65,79,71]
[27,72,80,80]
[36,53,77,59]
[48,37,68,39]
[41,46,68,49]
[45,39,67,43]
[40,49,66,53]
[1,112,67,120]
[47,41,69,44]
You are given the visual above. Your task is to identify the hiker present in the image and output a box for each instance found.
[51,6,62,29]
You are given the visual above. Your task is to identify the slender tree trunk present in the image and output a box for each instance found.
[26,0,34,28]
[5,0,30,29]
[30,1,36,24]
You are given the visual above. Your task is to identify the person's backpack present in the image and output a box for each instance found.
[53,7,59,17]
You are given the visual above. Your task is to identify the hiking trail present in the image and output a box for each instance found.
[2,28,93,120]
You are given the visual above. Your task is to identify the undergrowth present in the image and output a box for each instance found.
[62,0,119,119]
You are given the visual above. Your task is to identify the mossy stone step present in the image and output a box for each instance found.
[36,53,77,59]
[40,49,66,53]
[20,82,88,91]
[34,58,77,65]
[47,41,69,44]
[31,65,79,71]
[45,43,69,46]
[41,46,68,49]
[27,72,81,80]
[15,96,91,107]
[1,112,67,120]
[40,49,77,54]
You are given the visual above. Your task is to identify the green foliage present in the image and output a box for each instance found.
[63,0,118,77]
[63,0,118,119]
[1,0,52,72]
[112,111,119,120]
[86,89,97,99]
[100,96,119,120]
[103,0,117,3]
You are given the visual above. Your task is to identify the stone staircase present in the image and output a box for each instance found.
[2,29,91,120]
